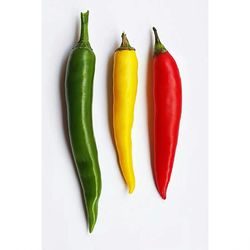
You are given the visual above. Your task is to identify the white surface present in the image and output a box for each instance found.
[42,0,208,249]
[209,1,250,249]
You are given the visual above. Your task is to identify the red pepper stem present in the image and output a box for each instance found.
[153,27,167,55]
[79,11,91,48]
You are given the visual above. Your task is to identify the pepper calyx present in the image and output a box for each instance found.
[153,27,167,55]
[116,32,135,51]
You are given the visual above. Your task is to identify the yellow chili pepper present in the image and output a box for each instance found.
[113,33,138,193]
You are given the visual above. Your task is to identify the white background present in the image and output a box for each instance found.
[1,0,250,250]
[42,0,208,249]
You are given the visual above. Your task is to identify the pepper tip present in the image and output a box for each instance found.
[128,183,135,194]
[160,193,167,200]
[157,186,167,199]
[88,219,96,233]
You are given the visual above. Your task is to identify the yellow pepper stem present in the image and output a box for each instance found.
[116,32,135,51]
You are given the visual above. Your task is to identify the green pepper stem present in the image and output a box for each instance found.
[79,11,91,47]
[153,27,167,55]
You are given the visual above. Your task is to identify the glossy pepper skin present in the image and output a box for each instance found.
[152,27,182,199]
[65,11,101,232]
[113,33,138,193]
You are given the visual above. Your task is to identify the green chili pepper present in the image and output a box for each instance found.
[65,11,101,233]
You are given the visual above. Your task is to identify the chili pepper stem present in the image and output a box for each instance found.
[79,11,91,48]
[116,32,135,51]
[121,33,130,47]
[152,27,167,55]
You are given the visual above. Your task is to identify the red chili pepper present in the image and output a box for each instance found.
[152,27,182,199]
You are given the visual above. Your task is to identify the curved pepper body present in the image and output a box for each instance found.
[65,11,101,232]
[152,28,182,199]
[113,35,138,193]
